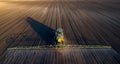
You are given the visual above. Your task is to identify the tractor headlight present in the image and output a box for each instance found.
[57,38,63,43]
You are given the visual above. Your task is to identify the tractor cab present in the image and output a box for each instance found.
[55,28,64,45]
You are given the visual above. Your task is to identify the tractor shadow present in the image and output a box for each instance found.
[26,17,55,45]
